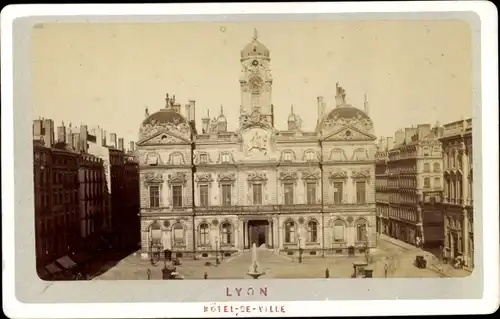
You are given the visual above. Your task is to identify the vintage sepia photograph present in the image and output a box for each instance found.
[3,2,499,318]
[30,19,476,282]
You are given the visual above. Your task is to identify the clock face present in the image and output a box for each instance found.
[249,76,263,92]
[252,60,259,66]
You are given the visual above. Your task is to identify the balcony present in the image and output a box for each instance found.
[194,204,322,215]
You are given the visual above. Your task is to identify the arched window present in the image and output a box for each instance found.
[221,153,231,164]
[172,223,185,246]
[284,220,295,243]
[220,222,232,245]
[355,219,368,242]
[150,222,162,247]
[307,220,318,242]
[199,154,208,164]
[353,148,367,160]
[171,153,183,165]
[282,151,294,162]
[146,153,159,166]
[199,223,209,246]
[333,220,345,242]
[305,151,316,162]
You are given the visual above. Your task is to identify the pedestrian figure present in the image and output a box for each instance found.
[204,272,208,280]
[325,268,330,278]
[384,263,388,278]
[147,268,151,280]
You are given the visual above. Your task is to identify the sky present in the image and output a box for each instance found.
[32,20,473,145]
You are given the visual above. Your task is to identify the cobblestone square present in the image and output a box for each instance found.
[93,236,470,280]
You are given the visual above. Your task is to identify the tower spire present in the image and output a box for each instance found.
[220,104,224,115]
[364,93,369,114]
[253,28,258,41]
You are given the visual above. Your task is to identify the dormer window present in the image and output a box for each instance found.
[305,151,316,162]
[200,154,208,164]
[221,153,231,164]
[283,151,293,162]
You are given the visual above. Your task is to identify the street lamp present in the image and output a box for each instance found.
[297,235,303,263]
[215,237,220,265]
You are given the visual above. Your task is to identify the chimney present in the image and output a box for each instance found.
[202,110,210,134]
[185,103,191,122]
[417,124,432,140]
[404,127,418,144]
[109,133,117,148]
[118,138,124,151]
[129,141,135,152]
[57,122,66,143]
[394,129,405,146]
[71,133,80,151]
[386,137,394,150]
[80,124,88,153]
[364,93,369,115]
[317,96,325,121]
[42,119,54,148]
[102,130,107,146]
[172,103,181,114]
[33,119,43,138]
[188,100,196,123]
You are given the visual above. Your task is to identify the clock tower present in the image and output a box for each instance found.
[239,29,273,126]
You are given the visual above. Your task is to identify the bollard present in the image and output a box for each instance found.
[147,269,151,280]
[325,268,330,278]
[204,272,208,280]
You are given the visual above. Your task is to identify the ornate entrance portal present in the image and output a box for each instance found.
[248,220,269,248]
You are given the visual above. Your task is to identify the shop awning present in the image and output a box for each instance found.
[72,252,92,264]
[55,255,77,270]
[45,262,63,274]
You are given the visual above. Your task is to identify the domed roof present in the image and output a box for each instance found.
[325,106,370,121]
[241,29,270,59]
[142,108,187,126]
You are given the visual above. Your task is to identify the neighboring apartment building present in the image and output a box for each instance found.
[137,30,378,260]
[440,118,473,269]
[33,118,140,278]
[375,123,444,247]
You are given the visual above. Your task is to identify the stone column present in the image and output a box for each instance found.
[243,221,248,249]
[462,208,470,266]
[267,220,273,248]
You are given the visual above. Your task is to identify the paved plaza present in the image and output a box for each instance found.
[93,235,470,280]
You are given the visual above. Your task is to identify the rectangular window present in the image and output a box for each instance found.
[424,178,431,189]
[283,183,294,205]
[221,184,231,206]
[199,185,209,207]
[306,182,316,204]
[333,182,343,204]
[172,185,183,207]
[434,177,441,189]
[253,184,263,205]
[356,181,366,204]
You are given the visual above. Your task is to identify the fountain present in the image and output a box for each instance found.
[247,243,265,279]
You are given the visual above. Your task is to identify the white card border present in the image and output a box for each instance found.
[2,2,499,317]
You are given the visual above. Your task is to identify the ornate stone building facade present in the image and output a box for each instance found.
[440,118,473,269]
[137,30,377,259]
[375,124,444,247]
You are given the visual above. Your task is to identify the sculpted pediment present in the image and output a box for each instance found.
[195,173,213,183]
[323,126,376,141]
[301,170,320,181]
[351,169,370,180]
[247,172,268,182]
[144,172,164,184]
[138,130,190,146]
[217,173,236,182]
[168,172,188,185]
[279,171,298,181]
[329,170,348,180]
